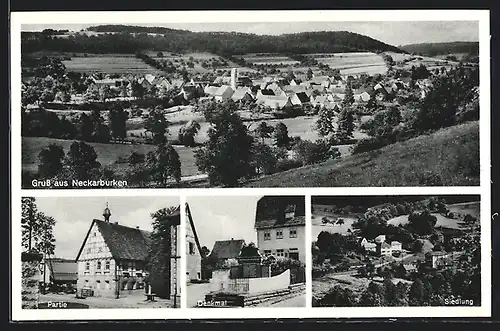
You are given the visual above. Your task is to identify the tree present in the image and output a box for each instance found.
[131,80,145,99]
[273,122,290,148]
[21,198,56,255]
[336,108,354,142]
[408,210,437,235]
[409,279,425,306]
[98,84,112,102]
[315,106,336,137]
[194,102,254,187]
[146,142,181,186]
[125,152,150,187]
[145,108,169,145]
[64,141,101,180]
[342,84,355,107]
[292,140,331,165]
[307,68,313,80]
[254,121,274,143]
[201,246,210,258]
[178,120,201,147]
[250,142,278,176]
[108,104,128,141]
[38,143,65,179]
[148,206,180,299]
[77,113,94,141]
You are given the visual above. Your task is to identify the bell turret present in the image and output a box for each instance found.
[103,203,111,223]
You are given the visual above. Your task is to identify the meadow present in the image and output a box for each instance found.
[243,53,301,66]
[309,52,388,75]
[245,121,480,187]
[62,54,162,74]
[22,136,200,178]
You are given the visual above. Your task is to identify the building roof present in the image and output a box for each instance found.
[48,260,78,282]
[76,207,180,262]
[255,196,306,229]
[210,239,245,260]
[204,86,219,95]
[231,88,254,101]
[293,92,310,103]
[380,242,391,249]
[215,85,234,97]
[426,251,449,257]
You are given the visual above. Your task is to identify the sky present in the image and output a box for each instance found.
[187,196,262,251]
[32,196,180,260]
[21,21,479,46]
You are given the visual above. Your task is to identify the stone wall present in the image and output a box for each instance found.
[22,253,43,309]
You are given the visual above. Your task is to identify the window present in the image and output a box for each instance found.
[197,272,201,279]
[97,261,101,270]
[87,248,91,254]
[276,249,285,257]
[85,262,90,270]
[263,232,271,241]
[289,228,297,238]
[276,230,283,239]
[105,261,110,270]
[105,280,110,290]
[264,250,272,256]
[289,248,299,261]
[189,242,195,255]
[93,232,96,237]
[98,247,103,253]
[96,280,101,289]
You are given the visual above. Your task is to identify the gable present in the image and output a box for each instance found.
[76,222,113,261]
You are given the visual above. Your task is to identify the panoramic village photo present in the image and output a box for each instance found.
[311,195,481,307]
[20,20,480,189]
[20,196,181,309]
[185,195,306,307]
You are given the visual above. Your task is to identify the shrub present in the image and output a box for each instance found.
[276,158,303,172]
[352,137,389,154]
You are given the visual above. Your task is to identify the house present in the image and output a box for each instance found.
[255,196,306,264]
[204,85,219,97]
[256,89,276,101]
[231,87,254,103]
[75,205,181,300]
[310,76,331,86]
[209,239,246,269]
[425,251,452,269]
[214,85,234,102]
[374,235,386,244]
[377,242,392,256]
[359,238,376,252]
[185,203,203,282]
[391,241,402,252]
[290,92,311,107]
[282,85,308,95]
[258,96,293,110]
[402,255,425,272]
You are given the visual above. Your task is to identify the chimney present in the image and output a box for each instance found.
[136,226,139,229]
[231,238,234,240]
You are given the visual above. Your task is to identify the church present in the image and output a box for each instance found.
[75,204,181,301]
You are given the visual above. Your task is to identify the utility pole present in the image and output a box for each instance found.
[115,261,120,299]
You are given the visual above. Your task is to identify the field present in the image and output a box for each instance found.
[145,51,256,74]
[22,136,200,178]
[310,52,388,75]
[387,201,480,229]
[61,54,162,74]
[311,214,359,239]
[245,121,479,187]
[384,51,456,72]
[243,53,300,66]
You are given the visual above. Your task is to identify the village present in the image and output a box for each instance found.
[21,197,181,309]
[20,24,480,189]
[185,196,306,308]
[311,196,481,307]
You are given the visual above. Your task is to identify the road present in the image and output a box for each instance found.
[260,292,306,307]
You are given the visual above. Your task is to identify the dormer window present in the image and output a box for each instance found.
[284,205,296,219]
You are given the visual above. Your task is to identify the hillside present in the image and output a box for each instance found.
[245,121,479,187]
[400,41,479,57]
[22,25,404,56]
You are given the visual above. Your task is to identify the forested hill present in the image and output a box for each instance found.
[400,41,479,57]
[22,25,404,56]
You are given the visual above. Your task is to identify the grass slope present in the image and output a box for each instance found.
[246,121,479,187]
[22,137,200,177]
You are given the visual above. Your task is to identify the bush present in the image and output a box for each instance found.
[352,137,389,154]
[418,171,443,186]
[276,158,303,172]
